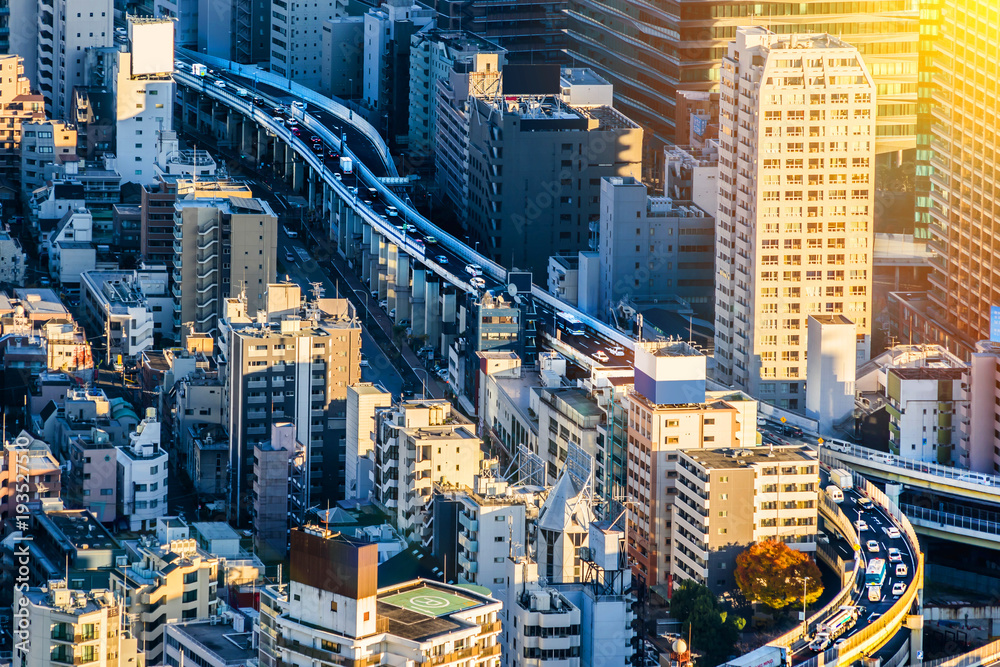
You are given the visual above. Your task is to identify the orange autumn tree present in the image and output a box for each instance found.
[734,540,824,610]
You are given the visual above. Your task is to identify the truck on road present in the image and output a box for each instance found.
[192,63,207,76]
[830,468,853,491]
[339,157,353,174]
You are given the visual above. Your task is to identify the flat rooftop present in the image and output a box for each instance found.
[166,622,254,663]
[376,581,490,642]
[685,446,816,469]
[42,510,119,550]
[889,366,965,381]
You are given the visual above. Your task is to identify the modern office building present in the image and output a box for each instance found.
[259,527,503,667]
[219,283,362,525]
[598,176,714,317]
[713,28,876,409]
[966,341,1000,474]
[172,197,277,338]
[374,400,484,541]
[920,0,1000,343]
[673,446,819,594]
[269,0,347,88]
[361,0,435,145]
[116,410,169,531]
[564,0,917,157]
[429,0,566,64]
[625,340,758,589]
[33,0,113,118]
[114,17,175,186]
[407,29,504,167]
[14,581,141,667]
[461,91,642,277]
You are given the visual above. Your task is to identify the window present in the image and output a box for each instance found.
[331,600,338,611]
[100,488,113,496]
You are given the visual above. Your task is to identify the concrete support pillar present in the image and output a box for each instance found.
[410,268,427,340]
[394,253,411,322]
[905,614,923,664]
[424,278,441,350]
[307,169,317,208]
[240,120,254,163]
[361,225,374,284]
[439,289,457,358]
[256,127,270,169]
[290,155,304,192]
[273,141,286,179]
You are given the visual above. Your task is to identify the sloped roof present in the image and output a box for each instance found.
[537,472,593,533]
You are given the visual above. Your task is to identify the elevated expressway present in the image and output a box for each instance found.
[171,54,925,665]
[172,52,635,375]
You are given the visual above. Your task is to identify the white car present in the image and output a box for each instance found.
[608,345,625,356]
[359,356,370,368]
[470,277,486,289]
[593,351,609,363]
[887,547,902,562]
[866,540,879,552]
[465,263,483,277]
[855,519,868,532]
[379,299,388,310]
[214,79,226,88]
[892,582,906,596]
[885,526,901,539]
[895,563,908,577]
[283,226,298,238]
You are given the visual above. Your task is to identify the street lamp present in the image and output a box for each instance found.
[353,288,370,330]
[413,368,429,399]
[800,576,811,639]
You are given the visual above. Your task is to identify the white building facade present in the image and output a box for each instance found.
[713,27,876,410]
[117,410,169,531]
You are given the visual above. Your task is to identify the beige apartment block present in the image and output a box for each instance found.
[374,399,483,541]
[0,55,44,185]
[673,446,819,594]
[172,197,277,337]
[15,581,142,667]
[714,27,876,410]
[110,538,219,664]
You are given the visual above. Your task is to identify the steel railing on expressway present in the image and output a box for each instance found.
[176,47,397,178]
[899,503,1000,536]
[923,638,1000,667]
[174,61,639,352]
[821,439,1000,490]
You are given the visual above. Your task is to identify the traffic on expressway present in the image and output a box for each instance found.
[790,478,917,662]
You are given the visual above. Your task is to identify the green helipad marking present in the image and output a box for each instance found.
[381,587,476,617]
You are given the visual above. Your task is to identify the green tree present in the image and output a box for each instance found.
[734,540,824,611]
[669,580,744,665]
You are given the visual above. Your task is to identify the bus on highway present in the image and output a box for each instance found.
[557,311,586,336]
[865,558,888,588]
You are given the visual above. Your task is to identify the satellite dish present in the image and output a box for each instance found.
[507,283,518,297]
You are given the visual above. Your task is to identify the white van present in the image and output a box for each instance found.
[825,485,844,503]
